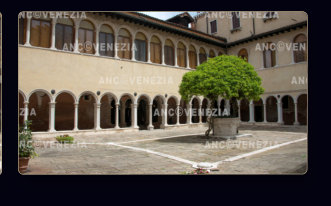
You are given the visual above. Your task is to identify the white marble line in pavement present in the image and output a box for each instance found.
[213,137,307,166]
[107,142,197,166]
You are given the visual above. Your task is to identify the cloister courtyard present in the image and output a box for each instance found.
[24,125,307,175]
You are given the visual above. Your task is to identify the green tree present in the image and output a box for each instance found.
[179,55,264,135]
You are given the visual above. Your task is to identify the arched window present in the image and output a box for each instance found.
[238,48,248,62]
[150,36,162,64]
[19,17,27,45]
[293,34,307,63]
[134,32,147,62]
[177,42,186,67]
[189,45,197,69]
[78,20,95,54]
[30,18,51,48]
[209,50,215,58]
[55,18,74,51]
[99,24,114,57]
[164,39,174,66]
[117,28,132,59]
[199,47,207,64]
[263,42,276,68]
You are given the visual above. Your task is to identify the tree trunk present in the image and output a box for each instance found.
[205,101,215,136]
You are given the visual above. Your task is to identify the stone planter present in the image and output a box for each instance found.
[213,117,240,138]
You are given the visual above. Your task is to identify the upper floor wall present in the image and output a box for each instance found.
[18,11,225,71]
[195,11,307,43]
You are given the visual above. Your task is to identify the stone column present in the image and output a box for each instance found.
[114,103,120,129]
[23,102,29,122]
[196,51,199,66]
[131,40,136,61]
[174,47,178,67]
[294,101,299,125]
[176,104,180,125]
[132,103,138,129]
[114,34,119,59]
[199,104,202,123]
[263,103,267,123]
[217,99,221,116]
[163,103,168,127]
[74,25,79,53]
[24,17,32,46]
[161,42,165,65]
[73,103,79,131]
[147,40,151,63]
[237,100,241,121]
[95,27,100,56]
[148,103,154,130]
[277,99,284,124]
[50,18,57,50]
[225,99,230,116]
[187,103,192,124]
[48,102,56,132]
[94,103,101,130]
[249,100,255,123]
[186,49,189,69]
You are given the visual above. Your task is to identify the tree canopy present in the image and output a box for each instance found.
[179,55,264,103]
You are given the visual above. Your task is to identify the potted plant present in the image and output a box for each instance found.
[56,134,74,144]
[19,120,37,173]
[179,55,264,137]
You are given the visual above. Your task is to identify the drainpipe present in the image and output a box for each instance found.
[206,12,209,34]
[252,12,256,36]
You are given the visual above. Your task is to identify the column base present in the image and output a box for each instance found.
[294,122,300,125]
[48,129,56,132]
[114,126,120,129]
[148,125,154,130]
[73,128,79,131]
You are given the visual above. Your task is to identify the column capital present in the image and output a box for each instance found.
[49,102,56,106]
[23,101,29,106]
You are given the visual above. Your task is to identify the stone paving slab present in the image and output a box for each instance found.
[213,139,307,174]
[122,129,306,163]
[25,126,308,175]
[28,144,193,174]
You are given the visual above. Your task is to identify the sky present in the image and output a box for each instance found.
[139,12,199,20]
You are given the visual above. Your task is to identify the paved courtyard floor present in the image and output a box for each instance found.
[25,125,307,175]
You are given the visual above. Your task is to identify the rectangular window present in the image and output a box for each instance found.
[150,43,161,64]
[164,46,174,66]
[99,32,114,57]
[263,50,276,68]
[177,48,186,67]
[55,24,74,51]
[78,28,94,54]
[30,19,51,48]
[134,39,147,62]
[189,51,197,69]
[232,12,240,29]
[117,36,131,59]
[210,20,217,34]
[19,18,26,45]
[265,12,275,19]
[199,54,207,64]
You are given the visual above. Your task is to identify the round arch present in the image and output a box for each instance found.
[28,89,53,103]
[54,90,77,103]
[55,91,75,131]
